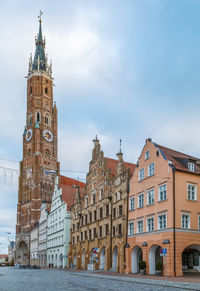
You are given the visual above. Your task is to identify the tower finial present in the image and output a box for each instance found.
[38,11,43,23]
[119,139,122,154]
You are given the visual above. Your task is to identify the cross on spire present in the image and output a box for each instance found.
[38,11,43,23]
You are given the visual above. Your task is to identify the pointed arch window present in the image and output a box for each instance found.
[28,113,32,126]
[45,87,48,95]
[30,86,32,95]
[36,111,41,123]
[45,114,49,125]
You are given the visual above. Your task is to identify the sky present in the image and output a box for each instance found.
[1,0,200,253]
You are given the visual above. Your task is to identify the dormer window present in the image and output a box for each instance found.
[145,150,150,160]
[188,162,195,172]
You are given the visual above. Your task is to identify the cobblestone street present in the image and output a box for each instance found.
[0,268,200,291]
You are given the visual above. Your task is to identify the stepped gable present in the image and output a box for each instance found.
[59,175,86,210]
[155,143,200,174]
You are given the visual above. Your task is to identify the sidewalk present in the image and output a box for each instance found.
[67,269,200,290]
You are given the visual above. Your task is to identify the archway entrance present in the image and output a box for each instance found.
[82,250,85,267]
[182,245,200,272]
[131,246,143,273]
[100,247,106,270]
[149,245,163,275]
[73,254,77,267]
[112,247,118,272]
[17,241,29,265]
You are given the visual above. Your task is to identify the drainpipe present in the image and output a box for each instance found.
[124,169,130,267]
[172,167,176,276]
[108,194,112,269]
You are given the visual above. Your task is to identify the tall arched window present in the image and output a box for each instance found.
[45,87,48,94]
[45,114,49,124]
[28,113,32,126]
[36,111,40,123]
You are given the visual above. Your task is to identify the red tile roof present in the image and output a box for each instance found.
[0,254,8,258]
[59,175,86,211]
[105,157,136,176]
[155,143,200,174]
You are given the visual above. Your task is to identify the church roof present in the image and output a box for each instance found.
[59,175,85,211]
[32,20,46,71]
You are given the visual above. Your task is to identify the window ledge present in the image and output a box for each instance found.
[137,206,144,209]
[187,199,197,202]
[158,199,167,203]
[146,203,155,207]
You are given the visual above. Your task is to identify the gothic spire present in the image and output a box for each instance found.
[28,12,52,77]
[32,17,46,71]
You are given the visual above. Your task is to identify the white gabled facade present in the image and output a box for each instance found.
[30,223,39,265]
[47,176,71,268]
[38,203,48,267]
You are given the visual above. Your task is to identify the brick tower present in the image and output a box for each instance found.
[15,16,60,264]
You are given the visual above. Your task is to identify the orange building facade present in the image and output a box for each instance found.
[126,138,200,277]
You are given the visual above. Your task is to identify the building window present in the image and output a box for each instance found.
[81,232,83,241]
[94,228,96,238]
[138,193,144,208]
[139,168,144,181]
[89,212,92,223]
[159,184,167,201]
[118,224,122,235]
[119,205,123,216]
[145,150,150,160]
[99,226,102,237]
[100,207,103,219]
[45,87,48,94]
[147,217,154,232]
[85,196,88,208]
[89,229,91,240]
[99,186,104,200]
[198,216,200,230]
[129,197,135,211]
[113,208,116,218]
[84,231,87,240]
[158,214,167,230]
[45,114,49,125]
[147,189,154,205]
[94,210,97,221]
[105,224,109,235]
[188,162,195,172]
[137,220,143,233]
[36,111,40,123]
[128,221,134,235]
[187,184,197,201]
[181,214,190,229]
[148,162,155,176]
[113,226,116,236]
[91,191,96,204]
[106,204,109,216]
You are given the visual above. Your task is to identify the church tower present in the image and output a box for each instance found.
[16,15,60,264]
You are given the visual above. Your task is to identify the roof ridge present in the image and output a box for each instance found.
[156,143,199,160]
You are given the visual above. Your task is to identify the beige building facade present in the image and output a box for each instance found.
[68,137,135,273]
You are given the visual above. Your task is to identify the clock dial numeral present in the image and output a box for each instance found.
[43,129,53,143]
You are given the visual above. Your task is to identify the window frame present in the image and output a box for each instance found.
[128,221,134,235]
[139,168,145,181]
[181,213,190,229]
[138,193,144,208]
[187,184,197,201]
[147,189,155,205]
[145,150,150,160]
[148,162,155,177]
[158,184,167,201]
[137,219,144,234]
[157,213,167,230]
[146,216,154,232]
[129,196,135,211]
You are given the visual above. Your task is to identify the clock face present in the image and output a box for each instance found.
[43,129,53,143]
[25,129,33,142]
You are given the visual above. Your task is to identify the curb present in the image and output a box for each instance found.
[68,271,200,291]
